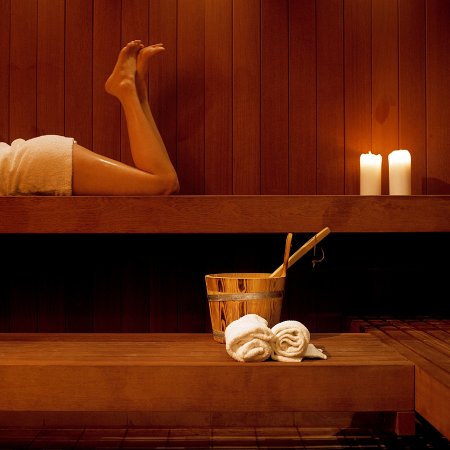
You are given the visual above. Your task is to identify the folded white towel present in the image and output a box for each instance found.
[225,314,274,362]
[271,320,327,362]
[0,135,74,196]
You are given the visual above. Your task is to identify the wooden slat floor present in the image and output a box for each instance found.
[0,415,448,449]
[348,316,450,440]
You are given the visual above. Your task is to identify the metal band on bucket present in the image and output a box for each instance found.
[207,291,284,302]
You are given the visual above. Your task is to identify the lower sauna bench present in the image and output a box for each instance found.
[0,333,415,434]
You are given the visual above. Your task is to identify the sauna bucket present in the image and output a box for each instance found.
[205,273,285,343]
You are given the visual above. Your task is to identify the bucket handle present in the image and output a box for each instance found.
[270,227,331,278]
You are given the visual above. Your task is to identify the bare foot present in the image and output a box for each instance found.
[136,43,165,102]
[137,43,165,76]
[105,40,143,100]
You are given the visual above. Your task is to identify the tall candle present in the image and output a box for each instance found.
[388,149,411,195]
[360,151,382,195]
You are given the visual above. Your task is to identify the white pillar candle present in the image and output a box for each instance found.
[388,149,411,195]
[360,151,382,195]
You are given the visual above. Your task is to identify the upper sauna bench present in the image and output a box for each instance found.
[0,195,448,234]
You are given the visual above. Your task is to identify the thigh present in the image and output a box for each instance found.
[72,144,158,195]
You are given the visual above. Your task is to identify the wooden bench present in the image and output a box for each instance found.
[0,332,414,433]
[349,317,450,439]
[0,195,449,233]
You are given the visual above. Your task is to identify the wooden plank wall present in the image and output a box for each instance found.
[0,232,448,333]
[0,1,449,333]
[0,0,449,195]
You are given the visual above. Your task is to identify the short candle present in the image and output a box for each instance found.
[388,149,411,195]
[360,151,382,195]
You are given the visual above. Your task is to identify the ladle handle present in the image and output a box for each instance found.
[270,227,331,277]
[281,233,293,277]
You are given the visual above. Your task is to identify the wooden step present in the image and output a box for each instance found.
[0,333,413,422]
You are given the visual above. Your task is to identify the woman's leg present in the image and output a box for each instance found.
[135,43,171,166]
[72,40,179,195]
[136,43,164,123]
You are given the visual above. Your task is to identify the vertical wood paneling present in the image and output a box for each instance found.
[37,239,65,332]
[149,257,178,332]
[10,0,37,141]
[0,266,9,331]
[0,0,10,143]
[0,233,11,331]
[64,284,94,332]
[149,0,178,167]
[65,0,93,148]
[289,0,317,194]
[122,248,150,332]
[9,280,38,332]
[93,245,122,333]
[399,0,426,195]
[205,0,233,194]
[121,0,149,47]
[120,236,150,332]
[0,290,9,332]
[261,0,289,194]
[38,281,65,332]
[148,2,178,330]
[177,0,205,194]
[316,0,344,194]
[121,0,149,166]
[178,0,205,320]
[372,0,399,194]
[37,0,65,136]
[175,237,208,333]
[203,0,234,333]
[3,0,450,334]
[233,0,261,194]
[64,239,94,332]
[427,0,450,194]
[92,1,122,332]
[4,0,450,196]
[93,0,121,160]
[4,1,450,196]
[8,237,38,332]
[344,0,372,195]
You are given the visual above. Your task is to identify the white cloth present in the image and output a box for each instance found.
[0,135,74,196]
[225,314,274,362]
[271,320,327,362]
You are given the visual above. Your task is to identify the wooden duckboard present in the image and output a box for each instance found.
[0,333,414,415]
[351,318,450,439]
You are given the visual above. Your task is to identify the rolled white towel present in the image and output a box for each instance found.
[271,320,327,362]
[225,314,274,362]
[304,343,327,360]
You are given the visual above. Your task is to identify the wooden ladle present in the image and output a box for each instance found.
[280,232,293,277]
[270,227,331,278]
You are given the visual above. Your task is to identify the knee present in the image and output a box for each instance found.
[159,173,180,195]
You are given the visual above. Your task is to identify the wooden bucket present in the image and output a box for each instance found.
[205,273,285,343]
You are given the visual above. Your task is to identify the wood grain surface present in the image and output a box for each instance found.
[352,318,450,439]
[1,0,449,194]
[0,195,448,233]
[0,333,414,413]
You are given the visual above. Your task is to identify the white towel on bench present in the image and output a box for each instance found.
[0,135,74,196]
[225,314,274,362]
[271,320,327,362]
